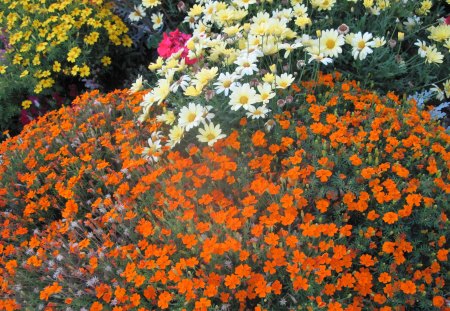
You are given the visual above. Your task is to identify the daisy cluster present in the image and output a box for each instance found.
[127,0,164,29]
[136,0,450,159]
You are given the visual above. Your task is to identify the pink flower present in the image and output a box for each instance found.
[445,16,450,25]
[157,29,197,64]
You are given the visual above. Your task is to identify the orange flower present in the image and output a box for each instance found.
[316,169,332,182]
[349,154,362,166]
[235,264,251,278]
[400,280,416,295]
[158,291,172,309]
[378,272,391,284]
[195,298,211,311]
[252,130,267,147]
[382,212,399,224]
[327,301,343,311]
[135,219,154,237]
[39,282,63,301]
[437,249,448,261]
[316,199,330,213]
[90,302,103,311]
[225,274,240,289]
[432,296,445,307]
[360,254,375,267]
[292,275,309,291]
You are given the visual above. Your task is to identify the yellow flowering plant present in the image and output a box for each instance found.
[0,0,132,130]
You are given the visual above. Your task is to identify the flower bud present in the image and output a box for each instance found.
[177,1,186,12]
[337,24,349,35]
[277,99,286,108]
[398,32,404,41]
[388,39,397,48]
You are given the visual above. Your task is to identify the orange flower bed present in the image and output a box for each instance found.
[0,74,449,310]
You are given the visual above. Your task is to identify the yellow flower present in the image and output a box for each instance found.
[263,73,275,84]
[33,55,41,66]
[425,46,444,64]
[189,4,203,17]
[101,56,111,66]
[295,16,312,29]
[148,57,164,71]
[71,65,79,76]
[53,61,61,72]
[121,35,133,47]
[0,65,7,74]
[142,0,161,8]
[79,64,90,77]
[184,85,203,97]
[22,100,32,109]
[67,47,81,63]
[84,32,99,45]
[36,42,47,52]
[428,24,450,43]
[20,70,29,78]
[443,79,450,98]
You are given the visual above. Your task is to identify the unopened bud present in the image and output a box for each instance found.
[177,1,186,12]
[277,99,286,108]
[337,24,349,35]
[388,39,397,48]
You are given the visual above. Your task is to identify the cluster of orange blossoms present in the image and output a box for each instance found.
[0,73,449,310]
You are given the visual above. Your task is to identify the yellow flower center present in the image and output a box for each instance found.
[326,39,335,49]
[206,133,216,140]
[187,112,197,122]
[239,96,249,105]
[358,40,366,49]
[223,80,232,88]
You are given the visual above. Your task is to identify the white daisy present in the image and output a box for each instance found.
[170,75,191,93]
[234,53,259,76]
[275,73,295,89]
[153,78,171,104]
[156,110,176,125]
[178,103,206,131]
[430,84,445,101]
[373,36,386,48]
[351,32,375,60]
[214,72,240,96]
[246,105,270,119]
[425,46,444,64]
[319,29,344,58]
[234,0,257,9]
[129,5,146,22]
[168,125,184,148]
[403,15,421,31]
[196,122,226,146]
[308,51,333,65]
[279,42,302,58]
[256,83,275,104]
[143,133,162,162]
[129,75,146,93]
[151,12,164,30]
[229,83,258,111]
[414,40,429,57]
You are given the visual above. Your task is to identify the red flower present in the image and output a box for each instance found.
[157,29,197,64]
